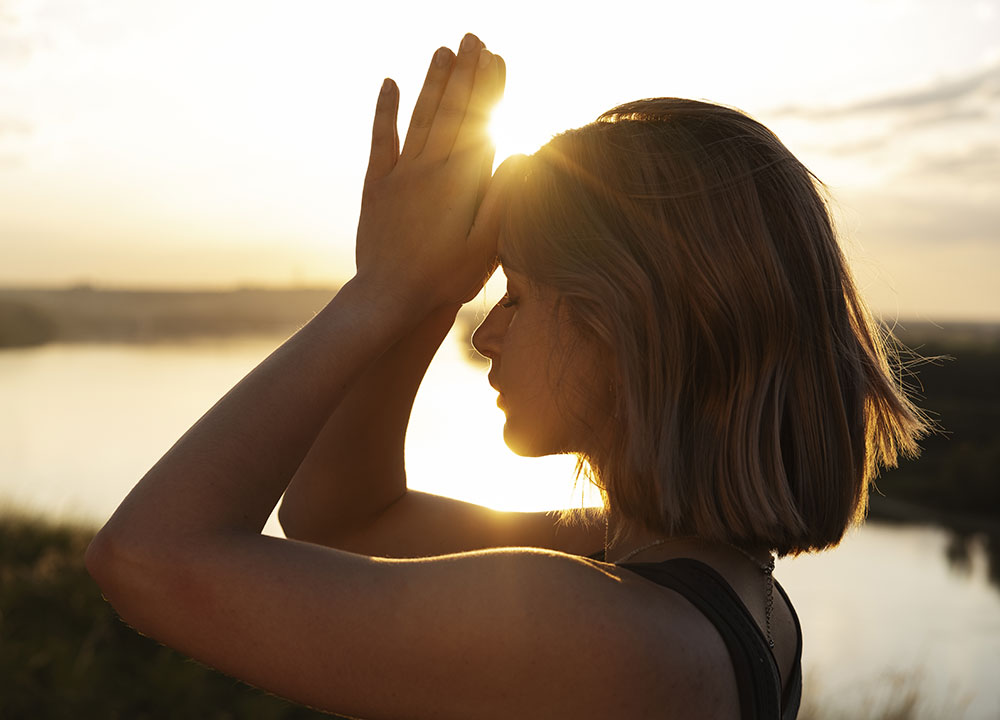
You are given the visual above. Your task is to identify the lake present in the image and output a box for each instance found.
[2,332,998,719]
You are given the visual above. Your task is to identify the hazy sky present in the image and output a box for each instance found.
[1,0,998,320]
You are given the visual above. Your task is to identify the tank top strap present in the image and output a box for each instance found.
[618,557,801,720]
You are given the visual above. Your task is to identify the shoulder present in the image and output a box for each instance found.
[464,551,740,718]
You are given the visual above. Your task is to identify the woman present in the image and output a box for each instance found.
[87,33,924,719]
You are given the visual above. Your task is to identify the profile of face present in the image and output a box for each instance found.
[472,267,614,459]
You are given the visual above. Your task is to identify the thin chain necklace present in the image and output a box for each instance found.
[727,544,776,650]
[611,538,671,564]
[606,521,776,649]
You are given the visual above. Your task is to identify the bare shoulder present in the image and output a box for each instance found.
[588,560,742,719]
[441,550,740,719]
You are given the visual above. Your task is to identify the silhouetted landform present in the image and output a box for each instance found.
[0,285,343,347]
[0,285,490,349]
[871,322,999,524]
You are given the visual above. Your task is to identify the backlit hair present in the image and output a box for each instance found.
[501,98,926,556]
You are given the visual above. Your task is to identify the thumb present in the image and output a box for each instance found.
[462,154,528,303]
[469,153,528,247]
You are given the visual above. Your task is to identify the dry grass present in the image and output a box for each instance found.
[799,671,971,720]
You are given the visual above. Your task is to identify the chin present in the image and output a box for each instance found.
[502,423,563,458]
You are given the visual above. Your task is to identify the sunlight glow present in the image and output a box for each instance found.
[489,99,553,162]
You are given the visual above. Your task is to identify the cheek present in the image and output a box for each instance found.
[502,352,614,458]
[554,340,617,445]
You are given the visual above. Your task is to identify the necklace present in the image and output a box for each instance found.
[606,518,777,650]
[728,544,776,650]
[610,538,671,564]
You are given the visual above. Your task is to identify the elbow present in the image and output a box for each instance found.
[278,494,352,548]
[85,526,118,594]
[85,522,164,625]
[85,526,141,627]
[277,495,304,540]
[85,523,199,637]
[278,493,324,544]
[85,525,141,612]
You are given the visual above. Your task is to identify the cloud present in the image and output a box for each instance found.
[843,189,1000,248]
[772,60,1000,122]
[0,152,25,169]
[913,144,1000,179]
[769,61,1000,190]
[0,0,34,63]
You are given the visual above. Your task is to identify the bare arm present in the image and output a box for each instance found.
[278,42,600,557]
[277,301,458,543]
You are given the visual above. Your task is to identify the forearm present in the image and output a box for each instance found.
[95,278,418,544]
[279,302,459,543]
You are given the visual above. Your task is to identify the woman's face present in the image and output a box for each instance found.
[472,268,613,458]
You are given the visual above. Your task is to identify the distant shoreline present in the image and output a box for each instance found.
[3,284,998,351]
[0,285,343,348]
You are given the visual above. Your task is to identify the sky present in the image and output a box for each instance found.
[1,0,998,320]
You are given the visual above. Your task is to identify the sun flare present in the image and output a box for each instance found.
[488,100,551,164]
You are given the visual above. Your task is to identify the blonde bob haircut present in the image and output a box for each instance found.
[501,98,926,556]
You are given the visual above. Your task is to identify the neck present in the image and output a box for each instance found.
[603,515,690,564]
[604,519,772,566]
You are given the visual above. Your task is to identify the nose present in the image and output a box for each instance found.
[471,302,510,361]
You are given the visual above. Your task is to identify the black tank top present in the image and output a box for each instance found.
[617,557,802,720]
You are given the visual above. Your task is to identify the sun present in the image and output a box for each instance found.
[488,99,551,165]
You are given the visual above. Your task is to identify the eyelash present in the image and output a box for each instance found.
[500,294,518,309]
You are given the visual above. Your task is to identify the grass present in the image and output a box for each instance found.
[0,511,341,719]
[798,671,971,720]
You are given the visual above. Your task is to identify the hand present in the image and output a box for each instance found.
[354,34,506,315]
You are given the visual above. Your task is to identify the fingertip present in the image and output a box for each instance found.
[478,47,493,70]
[460,33,482,54]
[433,46,454,68]
[379,78,398,99]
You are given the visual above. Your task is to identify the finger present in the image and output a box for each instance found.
[400,46,455,159]
[469,154,526,259]
[364,78,399,183]
[496,54,506,94]
[476,55,505,206]
[461,156,526,302]
[453,51,503,164]
[422,33,484,160]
